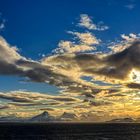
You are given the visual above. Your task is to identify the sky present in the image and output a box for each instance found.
[0,0,140,121]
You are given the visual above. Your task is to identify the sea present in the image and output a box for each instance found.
[0,122,140,140]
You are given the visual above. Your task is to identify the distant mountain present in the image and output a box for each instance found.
[0,111,78,122]
[0,115,24,122]
[134,118,140,122]
[58,112,78,121]
[107,117,134,123]
[30,111,55,122]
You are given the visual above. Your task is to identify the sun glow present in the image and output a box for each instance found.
[130,69,140,83]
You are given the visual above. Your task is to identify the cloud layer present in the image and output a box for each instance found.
[0,13,140,121]
[0,34,140,121]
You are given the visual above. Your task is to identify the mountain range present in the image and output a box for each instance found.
[0,112,140,123]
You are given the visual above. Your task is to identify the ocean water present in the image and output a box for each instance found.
[0,122,140,140]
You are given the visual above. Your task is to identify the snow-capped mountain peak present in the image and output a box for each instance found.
[30,111,54,122]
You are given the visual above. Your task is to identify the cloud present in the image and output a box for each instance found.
[54,32,100,54]
[94,41,140,81]
[89,100,112,106]
[0,37,27,76]
[78,14,96,30]
[121,33,138,41]
[0,91,80,103]
[0,23,4,30]
[109,33,140,53]
[0,15,5,31]
[126,83,140,89]
[0,37,23,63]
[68,31,100,45]
[78,14,109,31]
[57,40,95,53]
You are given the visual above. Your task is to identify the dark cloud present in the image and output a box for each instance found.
[99,41,140,79]
[82,93,95,98]
[40,108,54,111]
[9,102,60,106]
[89,100,112,106]
[0,60,24,75]
[126,83,140,89]
[106,93,126,97]
[76,41,140,81]
[0,105,9,110]
[50,97,77,102]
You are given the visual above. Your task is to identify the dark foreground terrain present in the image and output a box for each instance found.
[0,122,140,140]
